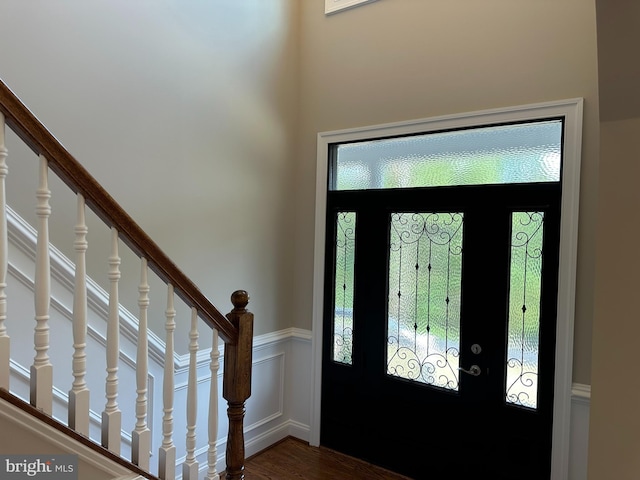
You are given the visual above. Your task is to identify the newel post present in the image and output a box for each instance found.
[223,290,253,480]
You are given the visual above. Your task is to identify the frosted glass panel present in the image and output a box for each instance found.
[506,212,544,409]
[333,212,356,365]
[387,212,463,391]
[332,120,562,190]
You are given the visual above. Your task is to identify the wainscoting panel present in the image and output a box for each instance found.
[246,352,285,430]
[570,384,591,480]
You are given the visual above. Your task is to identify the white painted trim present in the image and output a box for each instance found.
[569,383,590,480]
[324,0,378,15]
[311,99,584,480]
[9,359,136,446]
[245,352,286,434]
[550,99,584,480]
[254,327,313,348]
[571,383,591,406]
[0,395,133,478]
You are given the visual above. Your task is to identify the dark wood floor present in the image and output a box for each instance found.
[225,437,412,480]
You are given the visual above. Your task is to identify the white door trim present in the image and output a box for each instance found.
[310,99,583,480]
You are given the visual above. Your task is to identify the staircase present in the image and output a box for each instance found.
[0,78,254,480]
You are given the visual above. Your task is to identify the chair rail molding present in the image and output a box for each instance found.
[325,0,378,15]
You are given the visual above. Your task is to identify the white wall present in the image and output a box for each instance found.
[0,0,299,345]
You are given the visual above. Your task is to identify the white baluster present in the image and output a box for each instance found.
[102,227,122,454]
[31,155,52,414]
[159,284,176,480]
[183,307,199,480]
[69,194,90,435]
[132,258,151,469]
[0,113,8,390]
[206,328,220,480]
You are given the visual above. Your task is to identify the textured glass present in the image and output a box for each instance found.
[506,212,544,409]
[333,212,356,364]
[387,212,463,390]
[332,120,562,190]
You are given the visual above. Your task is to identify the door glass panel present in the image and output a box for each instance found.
[331,120,562,191]
[333,212,356,364]
[387,212,463,390]
[506,212,544,409]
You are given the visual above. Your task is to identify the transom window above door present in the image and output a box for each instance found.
[330,119,563,191]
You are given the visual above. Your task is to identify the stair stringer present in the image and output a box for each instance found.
[0,393,141,480]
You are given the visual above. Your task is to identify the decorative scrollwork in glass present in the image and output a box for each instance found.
[506,211,544,409]
[387,212,464,391]
[333,212,356,364]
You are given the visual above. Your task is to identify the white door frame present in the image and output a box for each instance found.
[309,99,584,480]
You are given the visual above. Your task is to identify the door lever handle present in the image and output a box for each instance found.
[458,364,481,377]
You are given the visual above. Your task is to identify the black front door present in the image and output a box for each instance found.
[321,182,561,480]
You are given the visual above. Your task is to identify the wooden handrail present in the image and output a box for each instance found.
[0,78,237,344]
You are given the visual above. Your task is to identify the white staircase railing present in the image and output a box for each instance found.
[0,79,253,480]
[69,193,90,435]
[31,154,53,414]
[0,111,9,391]
[132,258,151,470]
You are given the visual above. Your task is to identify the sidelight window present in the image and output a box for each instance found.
[332,212,356,364]
[506,211,545,409]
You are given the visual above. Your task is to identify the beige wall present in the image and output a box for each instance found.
[0,0,599,378]
[10,0,640,476]
[0,0,300,343]
[589,117,640,479]
[296,0,599,385]
[588,1,640,477]
[595,0,640,123]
